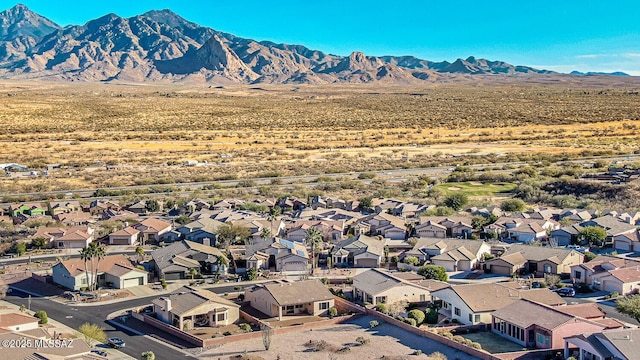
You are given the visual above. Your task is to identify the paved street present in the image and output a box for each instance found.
[5,289,197,360]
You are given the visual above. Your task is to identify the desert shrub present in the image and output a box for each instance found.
[440,331,453,339]
[375,303,387,314]
[452,335,464,343]
[240,323,252,333]
[34,311,48,324]
[412,349,422,355]
[356,336,370,345]
[403,318,417,327]
[328,307,338,318]
[369,320,379,328]
[223,331,232,336]
[470,342,482,349]
[408,309,425,325]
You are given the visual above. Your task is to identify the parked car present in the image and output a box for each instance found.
[553,287,576,297]
[107,337,125,348]
[90,349,108,357]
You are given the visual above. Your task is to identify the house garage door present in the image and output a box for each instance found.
[355,258,378,268]
[602,280,620,293]
[615,240,631,252]
[163,272,183,281]
[490,265,512,276]
[282,261,306,272]
[123,278,142,288]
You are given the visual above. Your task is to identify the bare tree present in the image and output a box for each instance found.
[261,323,274,351]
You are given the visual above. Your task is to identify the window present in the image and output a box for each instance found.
[474,314,480,323]
[543,264,552,273]
[536,333,550,345]
[419,294,426,302]
[286,305,294,314]
[295,304,303,309]
[469,314,473,322]
[375,296,387,304]
[574,270,582,279]
[319,302,330,310]
[81,278,87,285]
[454,307,460,316]
[216,313,226,322]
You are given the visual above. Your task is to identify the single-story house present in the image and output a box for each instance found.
[33,226,94,249]
[10,203,46,217]
[431,282,565,325]
[564,328,640,360]
[491,299,605,349]
[484,252,528,276]
[52,254,147,290]
[590,267,640,295]
[502,244,584,276]
[132,218,172,244]
[245,280,334,320]
[0,312,39,332]
[152,286,240,331]
[108,227,141,246]
[352,268,449,305]
[613,231,640,253]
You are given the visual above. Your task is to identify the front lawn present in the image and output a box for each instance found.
[459,331,524,353]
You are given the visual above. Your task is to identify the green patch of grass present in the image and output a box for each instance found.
[460,332,524,354]
[435,182,516,197]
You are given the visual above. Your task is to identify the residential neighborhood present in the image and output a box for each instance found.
[1,193,640,360]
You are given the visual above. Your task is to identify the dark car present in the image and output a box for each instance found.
[107,337,125,348]
[90,349,108,357]
[553,287,576,297]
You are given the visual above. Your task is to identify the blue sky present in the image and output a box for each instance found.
[5,1,640,74]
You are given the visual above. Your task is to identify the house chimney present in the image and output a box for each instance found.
[164,298,172,312]
[202,238,211,247]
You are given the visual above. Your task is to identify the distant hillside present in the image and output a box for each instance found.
[0,5,627,84]
[570,71,630,77]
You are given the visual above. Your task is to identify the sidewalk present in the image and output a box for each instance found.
[0,300,135,359]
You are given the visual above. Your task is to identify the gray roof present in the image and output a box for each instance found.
[582,215,637,236]
[160,286,239,316]
[258,280,333,306]
[152,240,226,272]
[332,234,384,257]
[413,238,488,258]
[491,299,577,330]
[353,268,449,296]
[503,244,578,262]
[598,328,640,359]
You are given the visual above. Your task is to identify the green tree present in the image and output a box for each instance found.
[305,227,323,273]
[34,310,48,324]
[616,295,640,324]
[12,242,27,256]
[135,246,145,264]
[267,206,281,236]
[443,193,468,211]
[408,309,425,325]
[77,323,107,347]
[31,237,48,250]
[584,251,596,262]
[174,215,191,225]
[247,267,259,281]
[500,199,526,212]
[141,351,156,360]
[579,226,607,246]
[217,223,251,248]
[417,265,448,282]
[145,199,160,213]
[358,197,373,210]
[403,256,419,266]
[188,268,198,280]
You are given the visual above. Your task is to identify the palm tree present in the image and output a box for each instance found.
[216,255,228,278]
[79,246,93,291]
[304,227,323,274]
[260,228,271,242]
[267,207,281,237]
[89,243,106,291]
[135,246,145,264]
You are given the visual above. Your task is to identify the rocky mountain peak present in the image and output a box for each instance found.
[0,3,60,41]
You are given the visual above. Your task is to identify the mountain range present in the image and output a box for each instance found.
[0,4,621,84]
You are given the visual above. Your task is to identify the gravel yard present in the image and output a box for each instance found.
[200,315,478,360]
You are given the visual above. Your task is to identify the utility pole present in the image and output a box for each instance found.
[28,295,31,311]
